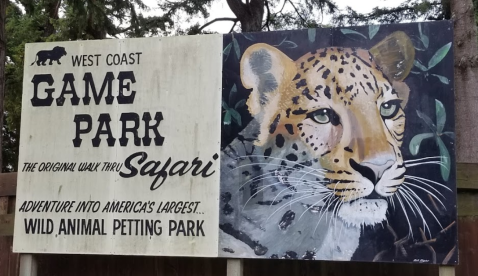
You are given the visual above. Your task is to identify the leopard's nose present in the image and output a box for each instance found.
[349,157,395,184]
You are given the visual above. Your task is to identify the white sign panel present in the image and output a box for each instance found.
[14,35,222,256]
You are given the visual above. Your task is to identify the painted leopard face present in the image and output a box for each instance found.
[240,32,415,227]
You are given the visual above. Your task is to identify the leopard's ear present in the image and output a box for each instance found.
[369,31,414,107]
[240,43,296,116]
[369,31,415,82]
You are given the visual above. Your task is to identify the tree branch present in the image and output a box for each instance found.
[198,17,238,32]
[288,0,306,25]
[278,0,287,14]
[263,0,271,31]
[229,21,238,33]
[334,1,442,25]
[226,0,246,18]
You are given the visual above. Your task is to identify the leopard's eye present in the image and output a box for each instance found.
[380,100,401,119]
[310,108,340,125]
[313,109,330,124]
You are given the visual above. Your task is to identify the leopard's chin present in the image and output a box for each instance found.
[337,198,388,227]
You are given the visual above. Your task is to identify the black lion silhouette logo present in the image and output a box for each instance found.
[30,46,67,66]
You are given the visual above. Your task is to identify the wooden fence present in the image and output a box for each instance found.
[0,169,477,276]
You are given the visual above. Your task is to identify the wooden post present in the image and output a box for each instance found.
[19,254,37,276]
[439,266,454,276]
[227,259,243,276]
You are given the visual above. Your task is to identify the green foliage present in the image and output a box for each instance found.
[340,28,367,39]
[3,2,45,171]
[158,0,338,33]
[409,100,454,181]
[409,24,451,85]
[334,0,445,26]
[412,41,451,84]
[340,25,381,41]
[222,84,245,127]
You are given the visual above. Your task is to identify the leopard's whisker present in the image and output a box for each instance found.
[402,185,443,229]
[398,189,417,218]
[269,189,331,208]
[405,175,452,191]
[404,156,443,164]
[400,189,431,238]
[269,177,329,203]
[232,162,326,180]
[238,173,280,190]
[395,192,413,238]
[403,177,445,199]
[387,195,396,211]
[238,173,327,191]
[314,196,339,235]
[298,192,334,220]
[242,180,307,211]
[405,161,448,170]
[403,181,446,208]
[266,193,323,222]
[234,155,327,172]
[232,161,326,174]
[332,180,352,233]
[333,198,344,233]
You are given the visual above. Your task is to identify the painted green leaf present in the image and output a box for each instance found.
[276,37,287,47]
[443,131,455,140]
[435,99,446,134]
[232,38,241,59]
[230,83,237,93]
[369,25,380,39]
[416,110,437,132]
[410,71,421,74]
[228,84,237,105]
[229,109,242,126]
[431,74,450,85]
[222,101,229,110]
[308,28,316,43]
[242,33,255,41]
[418,23,429,48]
[428,42,452,70]
[340,29,367,39]
[414,60,428,71]
[224,111,231,125]
[223,42,232,59]
[235,99,246,109]
[282,40,298,48]
[421,35,429,49]
[409,133,434,155]
[414,46,426,51]
[437,138,451,181]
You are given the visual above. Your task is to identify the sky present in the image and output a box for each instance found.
[142,0,407,33]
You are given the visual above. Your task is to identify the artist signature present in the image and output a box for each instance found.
[413,259,430,263]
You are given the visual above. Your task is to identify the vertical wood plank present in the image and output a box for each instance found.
[439,266,455,276]
[0,197,10,276]
[227,259,243,276]
[19,254,37,276]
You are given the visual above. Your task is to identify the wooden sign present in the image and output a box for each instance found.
[14,35,222,256]
[14,21,457,264]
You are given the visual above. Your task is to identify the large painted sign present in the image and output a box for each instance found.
[219,21,456,264]
[15,35,223,256]
[15,21,457,264]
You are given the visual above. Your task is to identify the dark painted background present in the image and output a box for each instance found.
[221,21,457,264]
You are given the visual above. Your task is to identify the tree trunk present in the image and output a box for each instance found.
[226,0,264,32]
[43,0,61,37]
[451,0,478,164]
[0,0,6,171]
